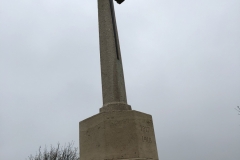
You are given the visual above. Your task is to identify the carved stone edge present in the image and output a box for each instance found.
[100,102,132,112]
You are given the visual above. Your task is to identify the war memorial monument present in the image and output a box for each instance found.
[79,0,159,159]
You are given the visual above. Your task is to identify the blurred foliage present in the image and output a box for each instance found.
[235,106,240,115]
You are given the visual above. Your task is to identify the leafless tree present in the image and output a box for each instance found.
[235,106,240,115]
[27,141,79,160]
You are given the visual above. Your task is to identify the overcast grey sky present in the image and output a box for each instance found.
[0,0,240,159]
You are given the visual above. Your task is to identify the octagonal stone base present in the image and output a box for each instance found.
[79,110,159,160]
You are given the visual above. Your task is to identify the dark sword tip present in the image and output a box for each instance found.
[114,0,125,4]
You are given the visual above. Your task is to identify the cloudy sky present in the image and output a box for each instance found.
[0,0,240,159]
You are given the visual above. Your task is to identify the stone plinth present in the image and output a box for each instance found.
[79,110,159,160]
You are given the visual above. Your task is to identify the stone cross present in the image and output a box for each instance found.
[98,0,131,112]
[79,2,159,159]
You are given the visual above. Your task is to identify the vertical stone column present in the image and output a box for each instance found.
[98,0,131,112]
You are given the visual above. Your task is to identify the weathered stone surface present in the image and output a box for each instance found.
[80,110,159,160]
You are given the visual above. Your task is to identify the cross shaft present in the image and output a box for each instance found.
[97,0,131,112]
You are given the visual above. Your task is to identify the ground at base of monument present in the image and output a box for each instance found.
[111,158,156,160]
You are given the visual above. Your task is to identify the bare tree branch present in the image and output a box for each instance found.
[27,141,79,160]
[235,106,240,115]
